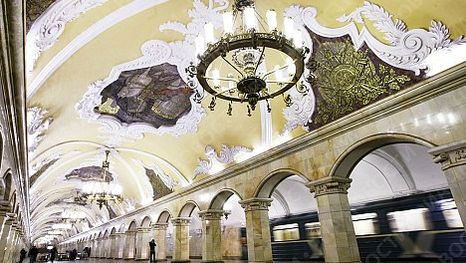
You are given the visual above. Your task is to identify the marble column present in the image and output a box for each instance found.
[198,210,225,263]
[124,230,137,259]
[308,177,360,263]
[171,217,191,262]
[113,232,125,259]
[429,141,466,230]
[135,227,152,260]
[5,224,19,263]
[0,217,14,261]
[152,223,168,261]
[239,198,273,263]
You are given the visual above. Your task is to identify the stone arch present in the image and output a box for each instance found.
[178,200,200,217]
[127,220,137,231]
[140,216,152,227]
[330,133,436,178]
[254,168,310,198]
[110,227,117,234]
[118,223,126,232]
[209,188,243,210]
[156,209,172,223]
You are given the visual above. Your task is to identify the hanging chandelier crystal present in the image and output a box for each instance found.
[80,150,123,209]
[186,0,309,116]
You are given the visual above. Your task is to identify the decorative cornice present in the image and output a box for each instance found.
[171,217,191,225]
[136,227,151,232]
[429,140,466,171]
[307,177,352,197]
[198,209,226,220]
[239,198,273,212]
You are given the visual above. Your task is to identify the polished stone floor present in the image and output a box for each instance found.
[21,259,466,263]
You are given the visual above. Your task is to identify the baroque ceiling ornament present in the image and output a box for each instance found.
[27,107,54,154]
[75,40,206,145]
[26,0,108,73]
[193,144,252,178]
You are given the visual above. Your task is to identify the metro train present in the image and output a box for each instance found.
[239,189,466,262]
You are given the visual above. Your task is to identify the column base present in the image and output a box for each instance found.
[202,261,224,263]
[155,259,168,262]
[171,261,190,263]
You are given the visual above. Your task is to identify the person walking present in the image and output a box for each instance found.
[28,246,38,263]
[50,246,58,263]
[19,248,27,263]
[149,239,157,263]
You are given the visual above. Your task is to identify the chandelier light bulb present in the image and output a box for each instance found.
[212,69,221,87]
[284,17,294,40]
[244,7,257,31]
[266,9,277,31]
[195,35,206,56]
[223,12,234,34]
[286,57,296,76]
[293,29,303,48]
[204,23,215,44]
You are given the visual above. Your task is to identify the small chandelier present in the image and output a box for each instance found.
[60,209,86,224]
[186,0,309,116]
[80,150,123,209]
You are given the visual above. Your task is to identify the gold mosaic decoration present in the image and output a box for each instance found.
[310,39,411,126]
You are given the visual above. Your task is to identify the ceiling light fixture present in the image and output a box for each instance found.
[186,0,310,116]
[80,150,123,209]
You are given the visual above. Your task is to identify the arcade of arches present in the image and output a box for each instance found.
[0,0,466,262]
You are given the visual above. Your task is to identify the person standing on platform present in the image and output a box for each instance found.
[50,246,58,263]
[28,246,38,263]
[149,239,157,263]
[19,248,27,263]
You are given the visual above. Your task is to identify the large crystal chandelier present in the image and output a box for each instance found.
[186,0,309,116]
[80,150,123,209]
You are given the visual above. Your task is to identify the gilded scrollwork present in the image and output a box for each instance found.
[308,39,412,127]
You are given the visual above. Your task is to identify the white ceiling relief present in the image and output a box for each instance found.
[27,106,53,155]
[26,0,108,73]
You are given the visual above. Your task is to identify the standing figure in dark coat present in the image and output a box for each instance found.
[50,246,58,263]
[28,246,39,263]
[149,239,157,263]
[19,248,27,263]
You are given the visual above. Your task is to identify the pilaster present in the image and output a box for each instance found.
[308,177,360,263]
[171,217,191,263]
[429,140,466,230]
[135,227,152,260]
[239,198,273,263]
[124,230,137,259]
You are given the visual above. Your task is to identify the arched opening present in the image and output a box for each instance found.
[172,201,202,259]
[209,188,245,259]
[3,170,12,202]
[326,133,465,261]
[156,210,172,223]
[140,216,152,227]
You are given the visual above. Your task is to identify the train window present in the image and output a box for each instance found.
[438,199,464,228]
[304,222,321,238]
[352,213,378,235]
[387,208,431,232]
[272,223,299,241]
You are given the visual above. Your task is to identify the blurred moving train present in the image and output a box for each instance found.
[259,189,466,262]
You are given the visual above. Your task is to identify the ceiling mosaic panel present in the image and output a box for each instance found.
[144,168,173,201]
[306,35,422,130]
[96,63,194,129]
[26,0,56,30]
[64,166,113,182]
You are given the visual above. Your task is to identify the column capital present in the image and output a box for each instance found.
[151,222,168,230]
[136,226,151,233]
[429,140,466,170]
[307,176,352,197]
[239,198,273,212]
[171,217,191,225]
[198,209,227,220]
[125,229,137,234]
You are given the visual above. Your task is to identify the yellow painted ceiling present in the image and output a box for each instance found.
[27,0,466,191]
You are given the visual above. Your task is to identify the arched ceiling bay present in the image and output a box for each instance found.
[25,0,466,244]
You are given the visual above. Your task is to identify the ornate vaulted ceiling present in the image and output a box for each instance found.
[25,0,466,243]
